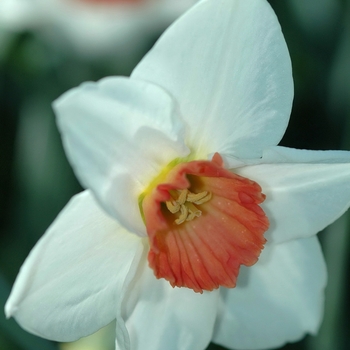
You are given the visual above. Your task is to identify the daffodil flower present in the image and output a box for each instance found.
[5,0,350,349]
[0,0,198,59]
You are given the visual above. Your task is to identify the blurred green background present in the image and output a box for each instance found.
[1,0,350,349]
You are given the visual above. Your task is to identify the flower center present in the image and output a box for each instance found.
[140,153,269,293]
[165,189,212,225]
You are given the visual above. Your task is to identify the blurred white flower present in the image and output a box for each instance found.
[5,0,350,350]
[0,0,198,58]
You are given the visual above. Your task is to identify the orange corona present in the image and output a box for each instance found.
[141,153,269,293]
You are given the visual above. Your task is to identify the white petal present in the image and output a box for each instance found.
[5,191,144,343]
[132,0,293,158]
[119,249,219,350]
[54,76,189,236]
[231,147,350,244]
[213,236,327,350]
[259,145,350,164]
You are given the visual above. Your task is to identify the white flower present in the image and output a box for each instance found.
[0,0,198,58]
[5,0,350,349]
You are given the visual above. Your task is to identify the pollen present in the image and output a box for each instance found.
[141,153,269,293]
[165,189,212,224]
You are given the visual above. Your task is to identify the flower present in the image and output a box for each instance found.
[0,0,198,59]
[5,0,350,349]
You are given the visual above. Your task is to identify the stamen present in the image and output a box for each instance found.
[165,189,212,224]
[165,200,180,214]
[187,191,209,202]
[177,189,188,205]
[186,207,201,221]
[193,192,212,205]
[175,204,189,225]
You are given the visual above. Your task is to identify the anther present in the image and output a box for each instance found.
[186,208,201,221]
[166,200,180,214]
[177,189,188,205]
[165,189,212,225]
[175,204,189,225]
[187,191,209,203]
[194,192,212,205]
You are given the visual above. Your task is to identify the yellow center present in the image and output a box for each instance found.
[138,156,195,222]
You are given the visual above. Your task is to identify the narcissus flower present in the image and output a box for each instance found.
[5,0,350,349]
[0,0,198,58]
